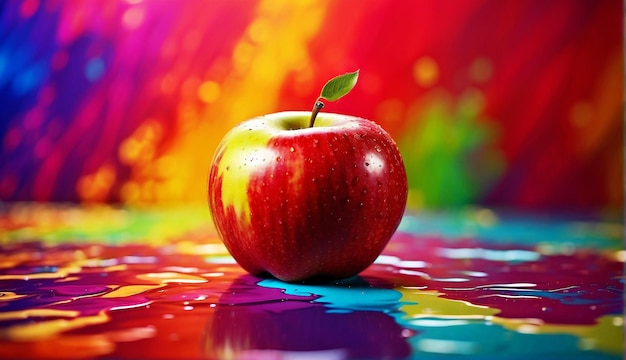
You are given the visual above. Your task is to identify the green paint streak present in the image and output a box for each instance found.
[399,89,505,208]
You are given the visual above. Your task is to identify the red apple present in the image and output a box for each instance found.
[207,111,407,282]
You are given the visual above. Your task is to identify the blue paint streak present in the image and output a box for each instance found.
[258,278,404,314]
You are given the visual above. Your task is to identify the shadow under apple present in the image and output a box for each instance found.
[202,274,412,359]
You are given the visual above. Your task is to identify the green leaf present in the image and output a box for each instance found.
[319,70,359,102]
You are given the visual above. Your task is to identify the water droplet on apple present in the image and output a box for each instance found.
[276,156,282,162]
[226,166,230,171]
[365,162,370,167]
[311,178,317,182]
[337,217,342,222]
[359,202,364,207]
[362,189,368,195]
[274,141,279,146]
[290,147,295,152]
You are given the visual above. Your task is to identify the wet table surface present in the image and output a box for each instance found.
[0,203,623,360]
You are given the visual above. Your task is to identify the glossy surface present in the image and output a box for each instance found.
[0,203,623,359]
[208,112,408,281]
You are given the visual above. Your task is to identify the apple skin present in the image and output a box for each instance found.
[208,111,408,282]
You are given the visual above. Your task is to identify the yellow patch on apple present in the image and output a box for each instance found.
[215,122,275,224]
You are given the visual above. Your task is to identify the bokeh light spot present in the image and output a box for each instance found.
[85,58,105,82]
[34,137,52,158]
[458,88,485,116]
[13,61,46,95]
[51,51,69,71]
[3,128,22,152]
[197,81,221,104]
[160,74,178,94]
[376,98,404,123]
[232,41,255,73]
[248,18,270,43]
[19,0,39,18]
[155,156,176,179]
[119,122,162,165]
[570,102,593,127]
[470,57,492,83]
[120,181,140,202]
[122,6,145,30]
[77,164,116,202]
[413,56,439,87]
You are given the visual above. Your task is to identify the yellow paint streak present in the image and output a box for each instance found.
[102,264,128,272]
[0,309,79,322]
[136,272,208,284]
[0,292,27,301]
[100,284,165,298]
[0,311,109,341]
[117,0,330,204]
[175,241,228,256]
[398,289,498,319]
[399,288,624,355]
[494,315,624,355]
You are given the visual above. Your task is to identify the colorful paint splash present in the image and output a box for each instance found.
[0,203,622,359]
[0,1,622,213]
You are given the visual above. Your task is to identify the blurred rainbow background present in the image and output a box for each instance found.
[0,0,622,214]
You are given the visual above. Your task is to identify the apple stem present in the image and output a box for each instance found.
[309,100,324,128]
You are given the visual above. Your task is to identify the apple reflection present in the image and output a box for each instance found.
[202,275,411,359]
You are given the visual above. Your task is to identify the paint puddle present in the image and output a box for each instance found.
[0,204,623,359]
